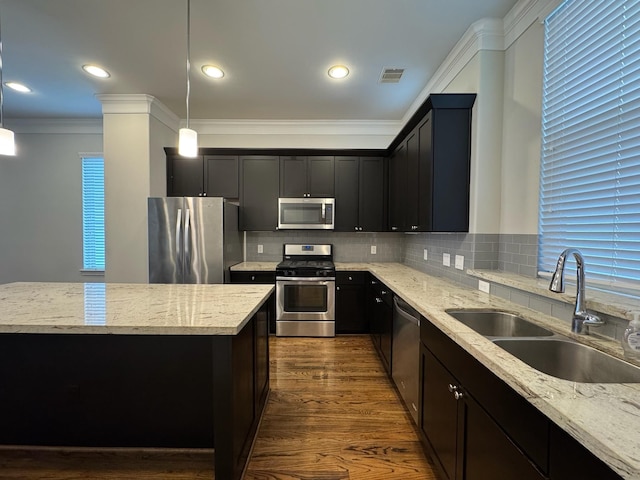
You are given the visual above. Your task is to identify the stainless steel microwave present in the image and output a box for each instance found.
[278,198,335,230]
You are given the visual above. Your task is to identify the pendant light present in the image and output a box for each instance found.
[178,0,197,157]
[0,5,16,156]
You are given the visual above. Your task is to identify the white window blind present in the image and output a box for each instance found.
[539,0,640,291]
[81,156,105,271]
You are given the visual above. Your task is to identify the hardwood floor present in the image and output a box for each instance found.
[0,335,437,480]
[244,335,437,480]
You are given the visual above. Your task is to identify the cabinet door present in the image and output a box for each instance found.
[335,282,367,333]
[464,392,547,480]
[421,344,460,480]
[359,157,386,231]
[254,298,270,415]
[550,425,622,480]
[204,155,238,198]
[388,143,407,231]
[280,156,308,197]
[167,154,203,197]
[240,156,279,231]
[308,156,334,197]
[405,130,420,230]
[379,298,393,374]
[431,108,471,232]
[334,156,360,231]
[417,113,434,231]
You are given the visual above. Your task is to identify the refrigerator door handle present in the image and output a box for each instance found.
[176,209,183,257]
[184,208,191,267]
[176,208,183,276]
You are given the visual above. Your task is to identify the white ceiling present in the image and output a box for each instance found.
[1,0,518,121]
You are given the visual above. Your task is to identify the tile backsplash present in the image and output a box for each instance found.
[245,231,403,262]
[245,230,628,341]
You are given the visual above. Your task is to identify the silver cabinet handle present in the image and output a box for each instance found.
[348,276,353,281]
[375,297,383,303]
[391,226,398,231]
[448,384,457,393]
[251,275,256,281]
[454,391,464,401]
[381,290,388,295]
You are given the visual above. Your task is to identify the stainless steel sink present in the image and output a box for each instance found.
[446,309,554,337]
[493,338,640,383]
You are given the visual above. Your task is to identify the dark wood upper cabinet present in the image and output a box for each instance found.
[166,154,204,197]
[280,156,334,198]
[204,155,239,198]
[335,156,386,232]
[239,156,279,231]
[167,154,239,198]
[388,143,407,231]
[388,94,475,232]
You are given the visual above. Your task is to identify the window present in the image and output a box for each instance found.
[539,0,640,292]
[81,156,105,272]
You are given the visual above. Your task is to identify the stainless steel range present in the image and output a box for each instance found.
[276,244,336,337]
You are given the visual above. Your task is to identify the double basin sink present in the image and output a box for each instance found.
[446,309,640,383]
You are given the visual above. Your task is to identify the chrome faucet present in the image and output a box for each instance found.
[549,248,604,334]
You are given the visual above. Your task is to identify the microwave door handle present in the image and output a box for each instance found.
[322,203,326,219]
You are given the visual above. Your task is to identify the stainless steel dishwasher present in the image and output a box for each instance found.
[392,296,420,425]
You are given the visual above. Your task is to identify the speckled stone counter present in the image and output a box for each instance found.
[0,281,273,480]
[0,282,273,335]
[231,261,279,271]
[336,262,639,479]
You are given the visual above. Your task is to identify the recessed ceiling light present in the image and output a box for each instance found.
[4,82,31,93]
[328,65,349,79]
[82,64,111,78]
[201,65,224,79]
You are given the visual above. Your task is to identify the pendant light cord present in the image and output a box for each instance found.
[185,0,191,130]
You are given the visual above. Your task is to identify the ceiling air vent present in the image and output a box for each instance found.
[379,68,404,84]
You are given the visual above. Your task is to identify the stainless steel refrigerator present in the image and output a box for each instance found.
[148,197,242,284]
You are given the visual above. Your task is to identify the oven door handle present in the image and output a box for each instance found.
[277,276,336,282]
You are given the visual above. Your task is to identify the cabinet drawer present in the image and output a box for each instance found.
[230,271,275,284]
[336,271,366,285]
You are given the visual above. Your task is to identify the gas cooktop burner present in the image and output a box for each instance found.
[276,244,335,278]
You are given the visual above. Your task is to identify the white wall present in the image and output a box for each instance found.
[0,127,103,284]
[500,19,545,234]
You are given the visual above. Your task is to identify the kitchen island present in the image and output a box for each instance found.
[0,282,273,480]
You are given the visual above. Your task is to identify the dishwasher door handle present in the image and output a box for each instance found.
[393,296,420,326]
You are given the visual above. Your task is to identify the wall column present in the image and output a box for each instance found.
[98,94,178,283]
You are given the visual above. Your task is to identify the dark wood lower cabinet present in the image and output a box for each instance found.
[549,425,622,480]
[230,270,276,334]
[419,315,624,480]
[336,271,367,333]
[368,276,393,374]
[420,342,547,480]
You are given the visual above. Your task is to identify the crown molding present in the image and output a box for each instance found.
[96,94,180,131]
[503,0,561,49]
[6,118,103,135]
[402,17,505,125]
[188,119,402,137]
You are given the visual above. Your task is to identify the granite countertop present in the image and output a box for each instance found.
[231,261,279,271]
[230,261,638,476]
[342,262,638,480]
[0,282,274,335]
